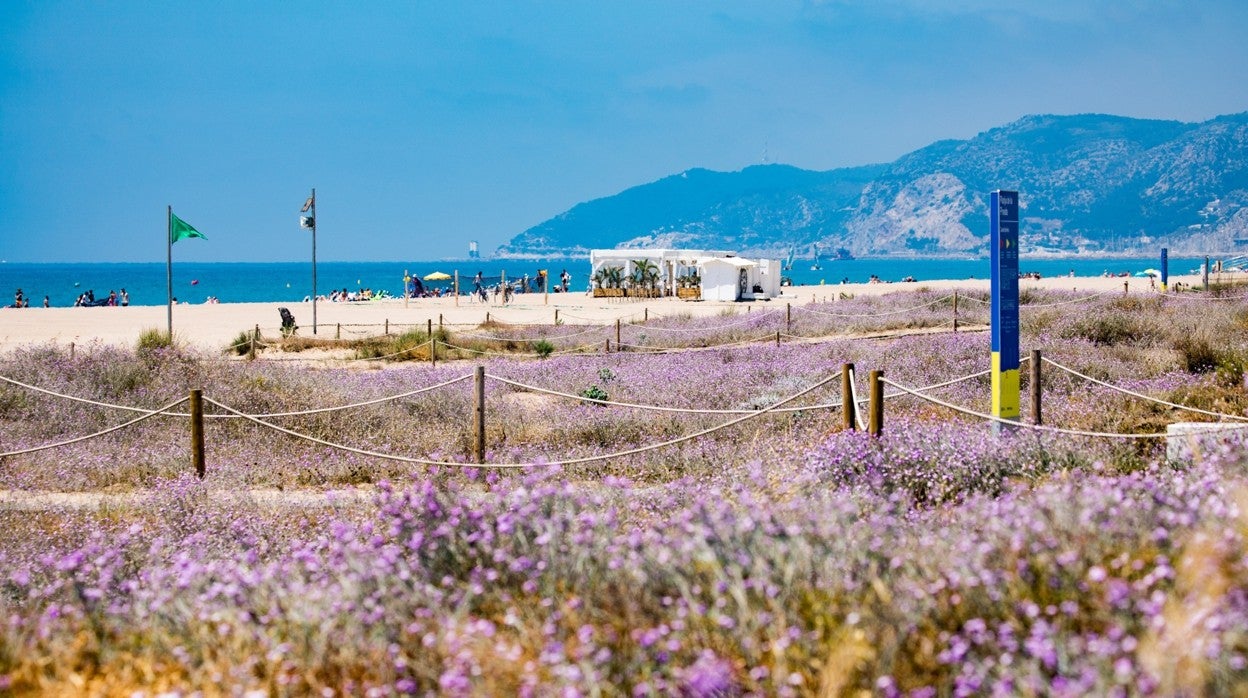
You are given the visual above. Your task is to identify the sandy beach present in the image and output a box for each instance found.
[0,274,1209,353]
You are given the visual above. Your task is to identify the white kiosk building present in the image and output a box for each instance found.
[588,248,782,301]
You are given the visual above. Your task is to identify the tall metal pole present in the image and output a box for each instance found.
[166,205,173,337]
[311,187,318,335]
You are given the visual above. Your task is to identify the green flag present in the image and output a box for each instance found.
[170,212,206,244]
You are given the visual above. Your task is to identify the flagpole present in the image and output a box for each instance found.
[311,187,318,335]
[166,205,173,337]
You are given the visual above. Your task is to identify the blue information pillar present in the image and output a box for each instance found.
[990,190,1020,421]
[1160,247,1169,293]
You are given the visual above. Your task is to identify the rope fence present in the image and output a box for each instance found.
[1041,357,1248,422]
[0,372,472,419]
[0,397,189,457]
[487,374,844,415]
[878,377,1248,440]
[7,345,1248,474]
[791,295,953,318]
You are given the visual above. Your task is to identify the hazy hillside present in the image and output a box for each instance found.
[497,112,1248,258]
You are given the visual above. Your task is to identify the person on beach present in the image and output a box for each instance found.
[560,269,570,293]
[120,289,129,307]
[42,295,49,308]
[13,289,23,308]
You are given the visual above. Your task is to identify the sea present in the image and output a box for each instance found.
[0,256,1210,307]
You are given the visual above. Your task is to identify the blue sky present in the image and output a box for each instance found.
[3,1,1247,263]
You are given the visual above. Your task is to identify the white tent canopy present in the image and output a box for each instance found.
[589,248,781,300]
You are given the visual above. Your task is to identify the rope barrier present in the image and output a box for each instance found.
[558,310,645,323]
[1157,291,1248,303]
[1041,357,1248,422]
[846,367,867,431]
[1021,289,1117,307]
[487,374,842,414]
[879,377,1248,439]
[456,324,607,342]
[0,372,471,419]
[0,397,189,457]
[955,295,991,305]
[792,295,952,318]
[622,308,781,332]
[0,373,175,414]
[251,340,435,363]
[222,373,472,419]
[438,341,542,358]
[202,371,842,469]
[613,333,779,354]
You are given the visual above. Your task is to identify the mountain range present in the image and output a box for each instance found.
[497,112,1248,259]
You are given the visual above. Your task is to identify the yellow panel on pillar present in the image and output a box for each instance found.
[991,352,1020,419]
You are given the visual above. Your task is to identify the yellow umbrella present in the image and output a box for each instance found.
[423,271,452,281]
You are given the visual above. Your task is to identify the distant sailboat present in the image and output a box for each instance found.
[810,255,822,271]
[782,247,795,271]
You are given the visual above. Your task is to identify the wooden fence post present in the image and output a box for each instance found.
[473,366,486,464]
[1030,349,1042,425]
[616,318,621,347]
[439,314,443,330]
[953,290,959,332]
[431,338,437,367]
[1124,281,1129,296]
[775,331,780,347]
[427,318,433,339]
[644,308,648,322]
[69,342,75,361]
[842,363,856,431]
[189,389,205,479]
[868,370,884,437]
[336,323,341,339]
[249,324,257,359]
[786,303,791,333]
[385,319,390,335]
[605,339,611,353]
[554,309,560,325]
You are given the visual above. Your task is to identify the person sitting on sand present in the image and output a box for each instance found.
[120,289,129,307]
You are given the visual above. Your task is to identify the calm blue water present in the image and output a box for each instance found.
[0,256,1206,307]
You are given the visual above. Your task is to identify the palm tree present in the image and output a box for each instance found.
[631,259,660,293]
[604,266,624,289]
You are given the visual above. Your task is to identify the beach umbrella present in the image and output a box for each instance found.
[1134,269,1162,277]
[423,271,452,281]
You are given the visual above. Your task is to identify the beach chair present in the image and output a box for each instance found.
[279,307,298,337]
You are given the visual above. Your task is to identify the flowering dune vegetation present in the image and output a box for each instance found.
[3,288,1248,695]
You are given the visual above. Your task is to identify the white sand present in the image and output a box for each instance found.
[0,274,1208,353]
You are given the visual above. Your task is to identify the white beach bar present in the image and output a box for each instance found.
[588,248,782,301]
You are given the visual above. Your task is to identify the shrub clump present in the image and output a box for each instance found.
[1060,310,1164,347]
[136,328,173,352]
